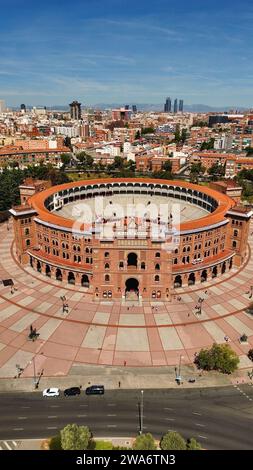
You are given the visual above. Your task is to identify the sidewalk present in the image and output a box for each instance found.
[0,363,251,393]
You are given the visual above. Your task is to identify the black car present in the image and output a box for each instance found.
[85,385,104,395]
[64,387,81,396]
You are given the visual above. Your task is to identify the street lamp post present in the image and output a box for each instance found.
[176,355,184,384]
[32,357,37,389]
[140,390,144,434]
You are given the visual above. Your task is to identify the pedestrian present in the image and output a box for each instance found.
[118,381,121,388]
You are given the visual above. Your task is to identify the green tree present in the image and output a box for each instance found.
[246,146,253,156]
[195,343,239,374]
[77,152,94,169]
[162,160,172,172]
[160,431,187,450]
[60,424,91,450]
[64,136,72,150]
[141,127,155,135]
[190,163,206,183]
[200,138,215,150]
[208,162,225,181]
[181,128,188,144]
[133,433,157,450]
[174,124,181,143]
[135,130,141,139]
[186,438,202,450]
[60,153,71,167]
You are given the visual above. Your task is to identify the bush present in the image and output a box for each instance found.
[49,434,62,450]
[240,334,248,343]
[248,349,253,361]
[186,438,202,450]
[160,431,186,450]
[133,433,157,450]
[195,343,239,374]
[60,424,91,450]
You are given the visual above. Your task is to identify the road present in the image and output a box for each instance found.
[1,385,253,449]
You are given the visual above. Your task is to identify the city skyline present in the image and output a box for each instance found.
[1,0,253,107]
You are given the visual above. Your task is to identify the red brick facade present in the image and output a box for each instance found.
[10,178,252,301]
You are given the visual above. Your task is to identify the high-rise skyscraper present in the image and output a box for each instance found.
[20,104,26,112]
[125,105,130,110]
[69,101,81,120]
[179,100,184,112]
[0,100,6,113]
[173,99,178,114]
[132,105,137,113]
[164,97,172,113]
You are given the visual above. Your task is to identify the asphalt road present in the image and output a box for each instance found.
[1,385,253,450]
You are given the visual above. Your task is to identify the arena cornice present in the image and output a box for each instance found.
[29,178,235,233]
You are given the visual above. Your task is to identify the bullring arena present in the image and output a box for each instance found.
[0,178,253,377]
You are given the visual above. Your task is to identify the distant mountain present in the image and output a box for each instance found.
[11,103,251,113]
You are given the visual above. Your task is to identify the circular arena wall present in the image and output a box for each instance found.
[26,178,236,300]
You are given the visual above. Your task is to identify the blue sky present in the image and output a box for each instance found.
[1,0,253,107]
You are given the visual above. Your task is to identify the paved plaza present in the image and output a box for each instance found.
[0,222,253,379]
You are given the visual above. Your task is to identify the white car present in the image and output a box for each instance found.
[43,387,60,397]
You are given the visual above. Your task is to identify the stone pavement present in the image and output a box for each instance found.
[0,221,253,383]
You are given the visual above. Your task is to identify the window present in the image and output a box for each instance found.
[155,252,160,258]
[155,275,160,282]
[105,274,110,282]
[25,228,29,236]
[26,239,30,246]
[234,230,238,237]
[105,263,110,269]
[232,241,237,248]
[141,262,145,269]
[155,263,160,270]
[119,261,124,268]
[104,252,109,258]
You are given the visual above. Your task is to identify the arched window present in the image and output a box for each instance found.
[154,275,160,282]
[25,228,29,236]
[86,247,89,253]
[104,252,109,258]
[26,239,30,246]
[155,252,160,258]
[174,258,178,265]
[105,274,110,282]
[105,263,110,269]
[234,230,238,237]
[119,261,124,269]
[232,240,237,248]
[155,263,160,270]
[127,252,138,267]
[141,262,145,270]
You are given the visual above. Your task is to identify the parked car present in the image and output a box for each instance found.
[64,387,81,396]
[85,385,104,395]
[43,388,60,397]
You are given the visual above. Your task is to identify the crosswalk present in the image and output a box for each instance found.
[0,440,19,450]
